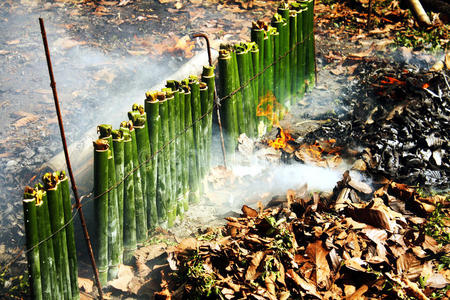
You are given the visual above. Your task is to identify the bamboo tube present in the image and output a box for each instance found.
[180,86,190,212]
[35,186,60,299]
[182,82,200,204]
[200,66,215,169]
[289,10,298,106]
[32,188,51,300]
[199,81,209,177]
[249,43,261,137]
[144,92,162,224]
[93,140,109,285]
[278,3,291,107]
[119,127,137,264]
[188,77,202,204]
[264,27,276,132]
[125,120,147,243]
[111,130,124,262]
[235,43,256,136]
[218,49,239,156]
[131,104,158,229]
[306,0,316,89]
[296,3,306,97]
[272,13,288,115]
[271,29,280,121]
[164,82,186,217]
[251,21,266,100]
[159,91,173,225]
[59,172,80,299]
[23,187,42,300]
[231,47,245,135]
[43,172,71,298]
[166,89,179,223]
[97,128,121,282]
[127,110,148,227]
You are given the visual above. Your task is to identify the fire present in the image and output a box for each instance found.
[256,92,285,127]
[268,127,294,149]
[296,139,343,168]
[422,83,430,89]
[380,76,406,86]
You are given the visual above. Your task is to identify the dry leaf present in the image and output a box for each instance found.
[109,264,134,292]
[13,112,39,128]
[285,269,321,298]
[6,39,20,45]
[430,61,444,72]
[78,277,94,293]
[245,251,265,281]
[242,205,258,217]
[305,240,331,289]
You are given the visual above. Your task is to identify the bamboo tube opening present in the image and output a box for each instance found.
[93,139,110,151]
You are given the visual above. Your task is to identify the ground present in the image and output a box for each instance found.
[0,0,448,298]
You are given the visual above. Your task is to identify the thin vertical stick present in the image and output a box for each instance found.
[193,33,227,168]
[39,18,104,300]
[367,0,373,30]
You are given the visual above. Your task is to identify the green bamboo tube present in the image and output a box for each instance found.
[271,29,280,121]
[165,82,184,218]
[59,172,80,299]
[93,140,109,285]
[111,130,124,262]
[218,49,239,156]
[128,109,148,227]
[106,148,120,281]
[235,43,256,136]
[199,82,209,178]
[119,126,136,264]
[131,104,157,229]
[251,21,266,99]
[159,88,177,226]
[293,2,306,97]
[278,4,292,107]
[98,126,120,281]
[200,66,215,169]
[178,87,189,212]
[272,13,288,111]
[231,48,245,135]
[182,83,200,204]
[33,188,51,299]
[125,120,147,243]
[249,43,261,137]
[145,92,162,224]
[289,10,298,107]
[23,187,42,300]
[35,187,60,299]
[188,76,202,204]
[43,172,71,298]
[264,27,276,132]
[159,91,173,225]
[306,0,315,89]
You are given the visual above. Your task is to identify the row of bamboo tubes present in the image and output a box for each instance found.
[219,0,316,154]
[22,172,80,300]
[92,67,215,284]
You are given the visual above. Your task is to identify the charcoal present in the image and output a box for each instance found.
[304,59,449,188]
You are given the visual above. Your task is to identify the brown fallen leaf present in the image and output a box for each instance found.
[242,204,258,217]
[245,251,265,281]
[78,277,94,293]
[285,269,321,299]
[109,264,134,292]
[305,240,331,290]
[6,39,20,45]
[13,112,39,128]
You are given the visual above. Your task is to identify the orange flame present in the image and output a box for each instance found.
[422,83,430,89]
[256,92,285,127]
[268,127,294,149]
[297,139,343,167]
[380,76,406,86]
